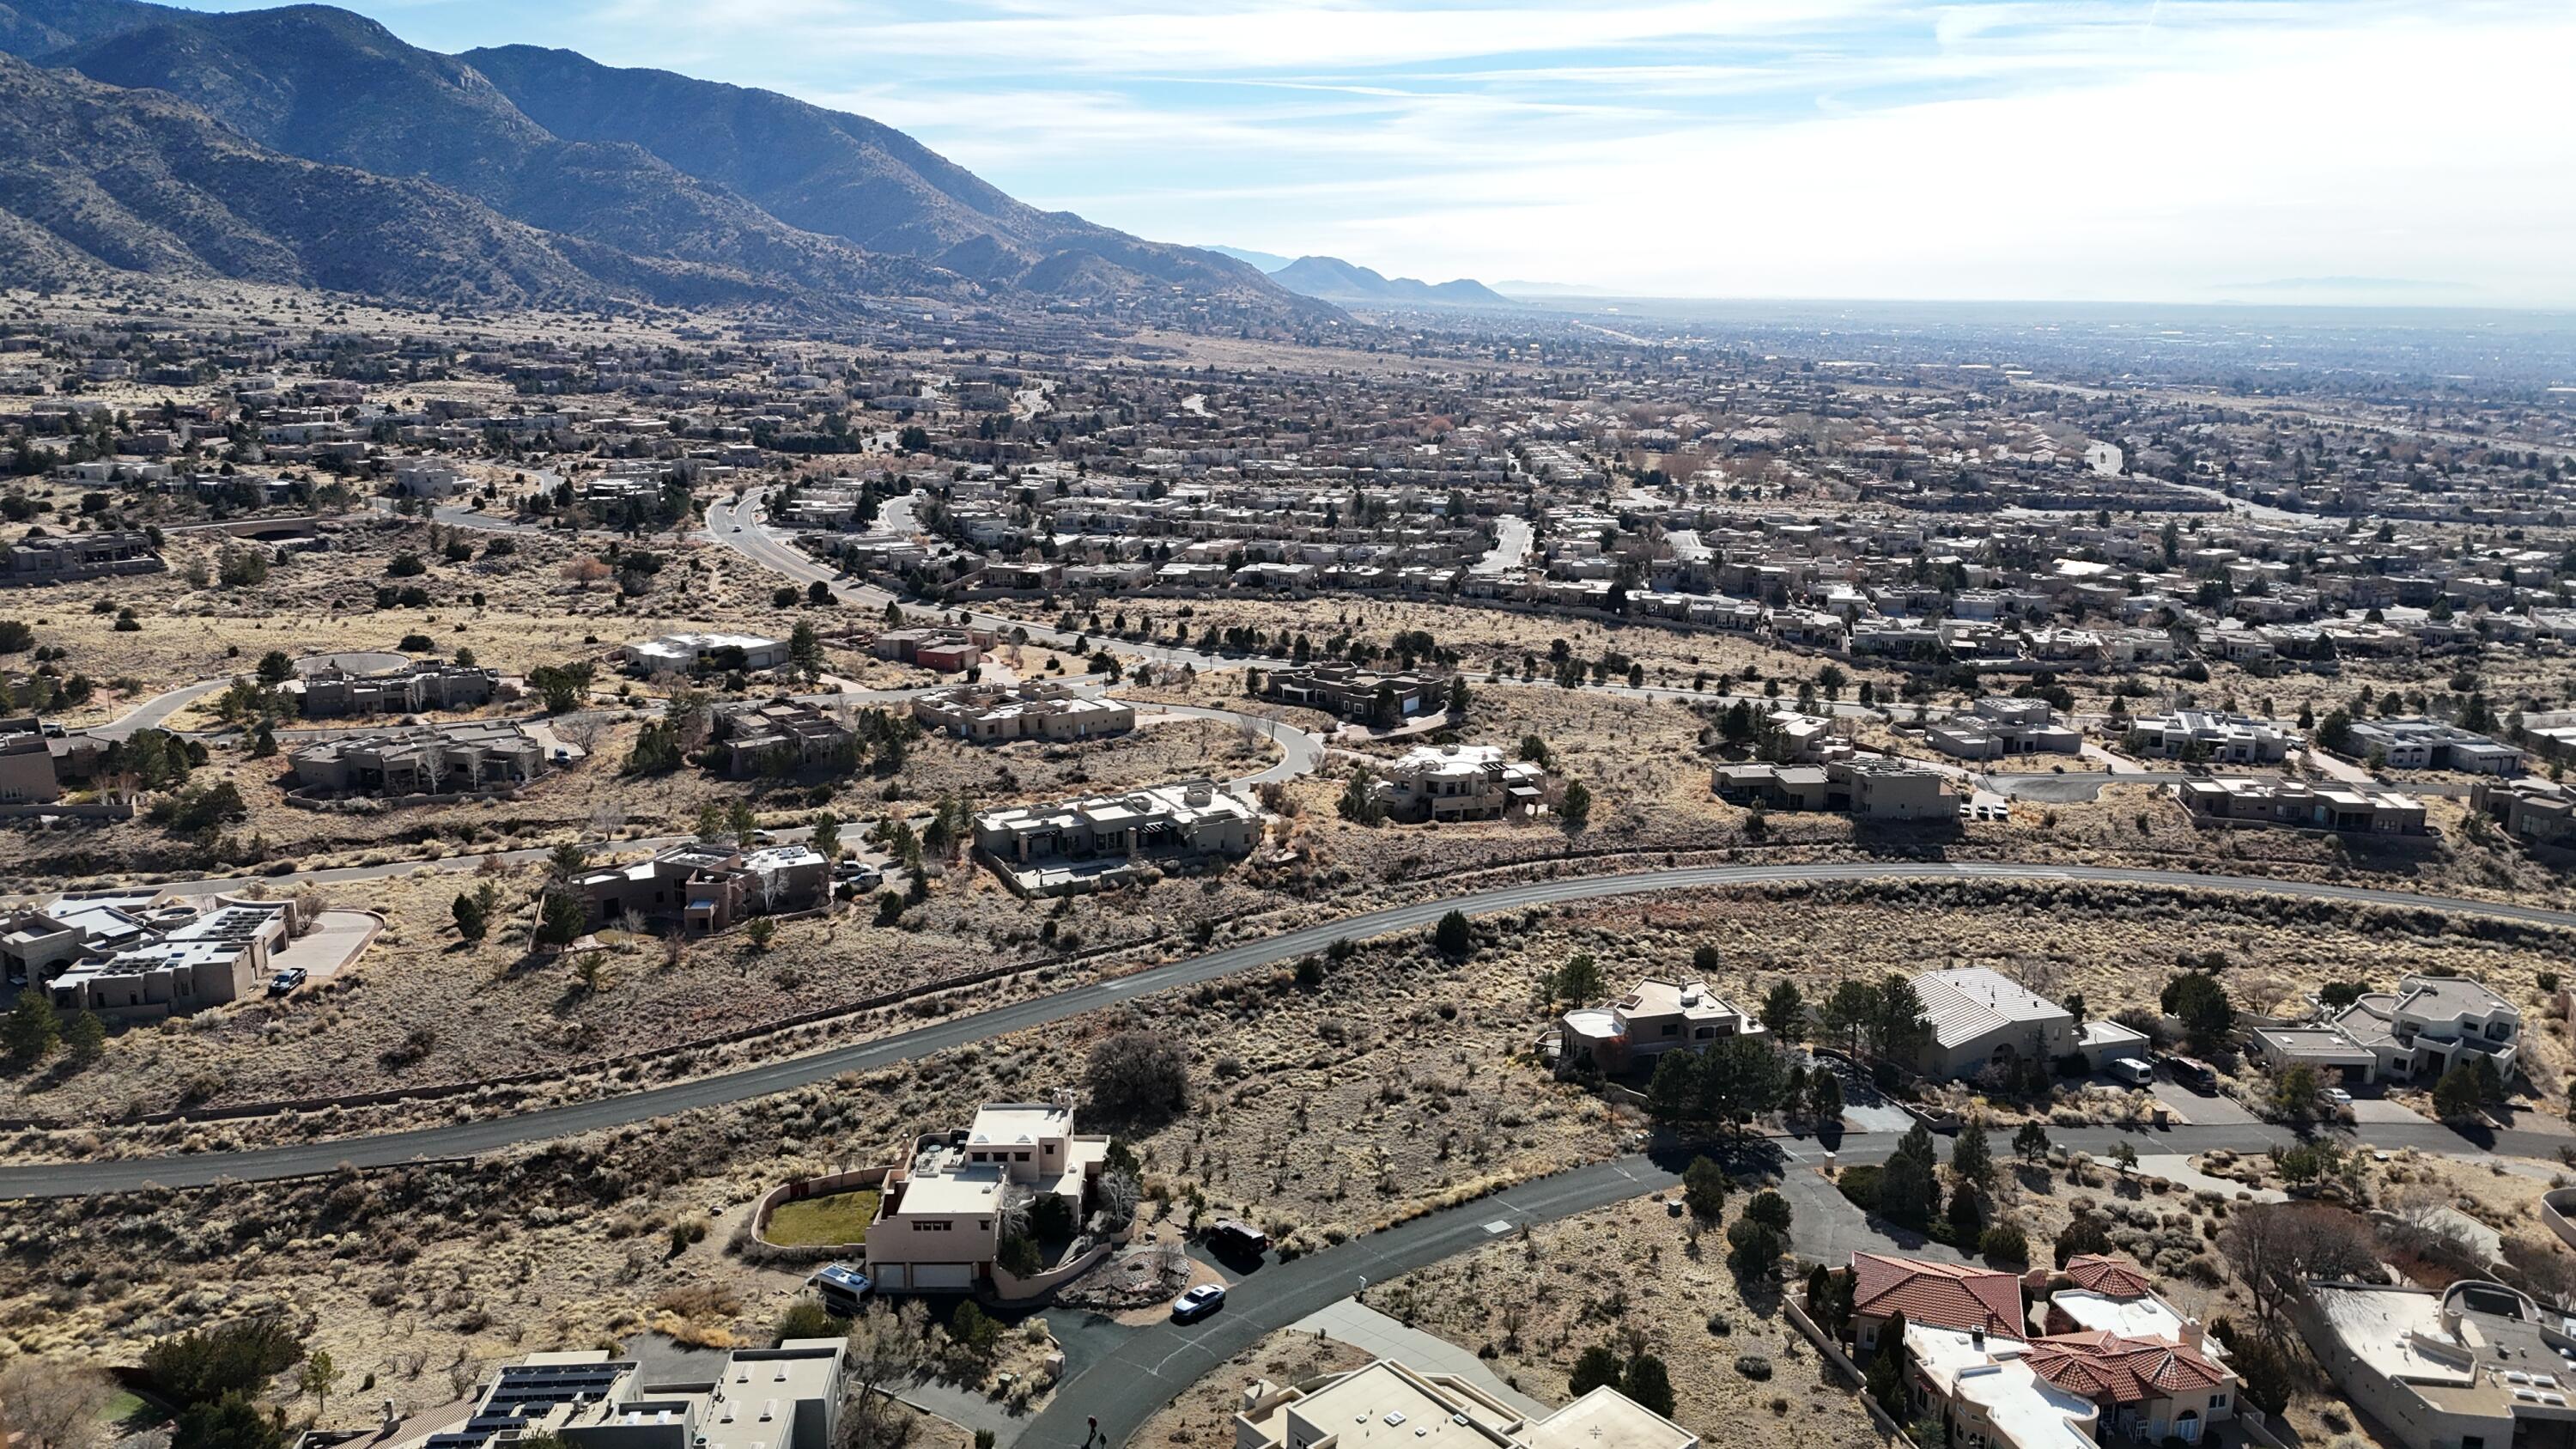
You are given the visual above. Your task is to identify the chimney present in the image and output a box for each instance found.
[2180,1318,2205,1354]
[1971,1328,1986,1351]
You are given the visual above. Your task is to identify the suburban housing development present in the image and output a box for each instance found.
[0,19,2567,1449]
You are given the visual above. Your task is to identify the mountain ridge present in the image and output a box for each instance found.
[0,0,1334,326]
[0,51,723,310]
[456,44,1311,314]
[1269,254,1515,308]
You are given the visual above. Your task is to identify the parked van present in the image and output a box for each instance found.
[2163,1056,2218,1093]
[2108,1057,2155,1087]
[1206,1219,1270,1256]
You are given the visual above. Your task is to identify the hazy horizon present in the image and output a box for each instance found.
[177,0,2576,310]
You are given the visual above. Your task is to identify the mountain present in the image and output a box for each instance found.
[453,45,1316,314]
[39,5,956,308]
[0,51,646,307]
[1269,255,1515,308]
[0,0,175,55]
[1203,245,1296,273]
[0,0,1330,325]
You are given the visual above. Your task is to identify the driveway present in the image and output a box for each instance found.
[265,909,384,984]
[2347,1097,2434,1127]
[2160,1087,2263,1128]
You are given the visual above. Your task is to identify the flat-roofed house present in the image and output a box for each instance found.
[1928,697,2082,761]
[1258,662,1447,723]
[623,632,790,675]
[2333,975,2519,1083]
[45,897,296,1020]
[570,841,827,934]
[368,1341,848,1449]
[0,726,61,805]
[712,700,857,776]
[911,682,1135,743]
[861,1101,1110,1294]
[2175,777,2427,835]
[2346,717,2524,774]
[972,779,1259,896]
[1375,743,1546,822]
[289,722,547,798]
[1552,977,1765,1076]
[2124,710,2292,764]
[2250,973,2518,1087]
[1234,1358,1695,1449]
[2299,1279,2566,1449]
[1901,1326,2099,1449]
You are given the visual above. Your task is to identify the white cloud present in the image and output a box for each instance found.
[343,0,2576,302]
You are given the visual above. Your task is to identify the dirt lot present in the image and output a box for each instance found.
[1376,1192,1885,1449]
[1132,1330,1374,1448]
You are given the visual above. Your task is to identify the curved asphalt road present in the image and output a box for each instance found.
[1029,1101,2573,1449]
[3,860,2572,1201]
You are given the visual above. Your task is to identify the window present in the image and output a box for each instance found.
[1662,1023,1679,1038]
[1014,1151,1030,1162]
[2208,1395,2227,1410]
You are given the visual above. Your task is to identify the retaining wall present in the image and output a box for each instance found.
[749,1166,891,1252]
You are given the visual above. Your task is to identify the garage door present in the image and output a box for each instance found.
[909,1263,975,1291]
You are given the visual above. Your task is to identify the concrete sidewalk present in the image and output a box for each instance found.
[1289,1298,1554,1421]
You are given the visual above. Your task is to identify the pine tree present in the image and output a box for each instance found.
[1949,1123,1993,1186]
[3,989,59,1062]
[452,892,489,943]
[63,1006,106,1064]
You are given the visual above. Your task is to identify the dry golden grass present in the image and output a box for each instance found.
[1377,1193,1886,1449]
[1131,1331,1374,1449]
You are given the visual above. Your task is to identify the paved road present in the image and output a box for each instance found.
[711,486,1974,735]
[92,679,226,740]
[4,860,2573,1200]
[1024,1107,2568,1447]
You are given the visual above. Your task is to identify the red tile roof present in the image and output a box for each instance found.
[2061,1254,2157,1300]
[1850,1252,2025,1336]
[2026,1331,2232,1404]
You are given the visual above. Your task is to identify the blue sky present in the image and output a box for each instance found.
[193,0,2576,303]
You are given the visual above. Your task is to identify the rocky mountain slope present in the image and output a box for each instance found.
[0,0,1330,325]
[0,52,636,307]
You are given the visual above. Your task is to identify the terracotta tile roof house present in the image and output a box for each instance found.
[2061,1254,2158,1300]
[2026,1330,2231,1403]
[1850,1252,2026,1349]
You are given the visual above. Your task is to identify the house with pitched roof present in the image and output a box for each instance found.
[1849,1252,2026,1353]
[1910,968,2081,1081]
[2044,1257,2227,1355]
[1903,1321,2237,1449]
[2021,1329,2235,1444]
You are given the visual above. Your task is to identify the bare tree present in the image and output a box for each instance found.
[1095,1170,1142,1230]
[841,1300,928,1444]
[0,1357,114,1449]
[2220,1202,2379,1341]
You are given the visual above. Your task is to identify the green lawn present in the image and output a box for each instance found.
[764,1189,880,1247]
